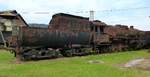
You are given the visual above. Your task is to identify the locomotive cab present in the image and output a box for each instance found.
[92,20,110,44]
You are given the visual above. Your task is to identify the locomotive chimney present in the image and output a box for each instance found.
[89,10,94,21]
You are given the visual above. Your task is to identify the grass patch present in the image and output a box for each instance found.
[0,49,150,77]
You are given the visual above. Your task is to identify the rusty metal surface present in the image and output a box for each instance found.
[49,13,91,32]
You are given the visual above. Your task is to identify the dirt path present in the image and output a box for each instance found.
[123,58,150,71]
[124,58,144,68]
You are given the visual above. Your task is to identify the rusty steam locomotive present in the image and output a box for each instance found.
[0,10,150,60]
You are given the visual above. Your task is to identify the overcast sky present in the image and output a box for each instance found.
[0,0,150,31]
